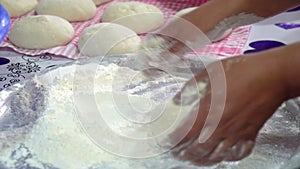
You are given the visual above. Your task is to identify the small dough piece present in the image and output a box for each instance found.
[9,15,74,49]
[36,0,96,22]
[78,23,141,57]
[175,7,198,17]
[102,2,164,34]
[0,0,38,18]
[93,0,111,6]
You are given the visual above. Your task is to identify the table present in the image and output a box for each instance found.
[0,49,72,91]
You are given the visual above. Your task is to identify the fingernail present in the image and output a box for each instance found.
[209,141,224,160]
[238,140,254,158]
[198,125,213,143]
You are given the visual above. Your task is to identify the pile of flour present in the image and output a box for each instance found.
[0,63,189,169]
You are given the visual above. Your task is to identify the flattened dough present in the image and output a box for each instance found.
[78,23,141,57]
[36,0,96,22]
[9,15,74,49]
[102,2,164,34]
[0,0,38,18]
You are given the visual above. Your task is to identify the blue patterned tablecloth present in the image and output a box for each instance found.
[0,49,72,91]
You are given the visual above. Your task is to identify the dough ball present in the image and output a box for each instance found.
[78,23,141,57]
[0,0,38,18]
[102,2,164,34]
[9,15,74,49]
[175,7,197,17]
[36,0,97,22]
[93,0,111,6]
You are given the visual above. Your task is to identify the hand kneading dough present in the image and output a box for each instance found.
[36,0,96,22]
[93,0,111,6]
[9,15,74,50]
[102,2,164,34]
[78,23,141,57]
[0,0,38,18]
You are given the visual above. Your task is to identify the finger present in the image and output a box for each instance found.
[173,137,221,162]
[185,114,256,164]
[237,140,255,160]
[190,135,250,165]
[206,120,257,160]
[169,41,185,54]
[172,115,229,163]
[222,125,257,161]
[167,101,205,148]
[173,93,211,146]
[173,71,209,106]
[168,40,192,59]
[223,139,246,161]
[207,137,239,162]
[140,34,187,70]
[185,129,235,165]
[140,34,175,52]
[224,139,254,161]
[177,138,228,166]
[170,75,212,149]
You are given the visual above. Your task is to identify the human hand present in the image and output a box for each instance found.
[136,0,265,72]
[170,50,288,165]
[136,14,211,72]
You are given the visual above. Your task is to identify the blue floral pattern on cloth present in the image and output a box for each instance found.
[244,40,286,54]
[0,51,71,91]
[0,55,51,90]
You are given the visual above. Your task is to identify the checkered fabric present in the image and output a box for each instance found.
[0,0,249,59]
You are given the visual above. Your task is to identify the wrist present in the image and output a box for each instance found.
[181,0,264,42]
[181,0,248,33]
[250,42,300,101]
[242,0,300,17]
[280,42,300,99]
[244,46,290,102]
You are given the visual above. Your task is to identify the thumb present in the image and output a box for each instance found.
[173,73,209,106]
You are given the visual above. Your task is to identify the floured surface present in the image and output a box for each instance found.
[0,60,299,169]
[0,63,191,169]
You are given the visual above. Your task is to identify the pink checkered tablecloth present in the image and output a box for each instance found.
[0,0,250,59]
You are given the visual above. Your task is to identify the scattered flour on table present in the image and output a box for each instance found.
[0,63,187,169]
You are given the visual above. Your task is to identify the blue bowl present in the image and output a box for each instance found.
[0,4,10,43]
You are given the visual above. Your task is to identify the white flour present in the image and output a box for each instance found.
[0,63,189,169]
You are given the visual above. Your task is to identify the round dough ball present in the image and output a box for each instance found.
[175,7,197,17]
[0,0,38,18]
[36,0,96,22]
[78,23,141,57]
[9,15,74,49]
[93,0,111,6]
[102,2,164,34]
